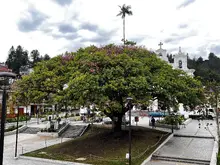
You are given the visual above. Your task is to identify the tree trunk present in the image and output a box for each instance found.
[123,17,125,45]
[111,114,123,135]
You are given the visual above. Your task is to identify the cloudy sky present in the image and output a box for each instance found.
[1,0,220,62]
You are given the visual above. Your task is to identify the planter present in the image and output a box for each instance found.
[149,122,180,129]
[37,132,58,138]
[37,122,70,137]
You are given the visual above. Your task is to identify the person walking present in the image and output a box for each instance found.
[151,116,156,128]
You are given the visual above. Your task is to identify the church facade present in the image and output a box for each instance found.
[155,42,195,76]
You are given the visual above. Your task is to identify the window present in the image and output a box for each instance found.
[178,60,182,68]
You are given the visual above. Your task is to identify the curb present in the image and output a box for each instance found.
[141,133,173,165]
[183,118,192,125]
[19,155,91,165]
[210,140,219,165]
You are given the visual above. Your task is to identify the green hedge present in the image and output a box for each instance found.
[6,116,30,123]
[218,155,220,165]
[157,115,185,125]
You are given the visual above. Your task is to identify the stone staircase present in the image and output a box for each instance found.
[20,127,41,134]
[60,125,87,138]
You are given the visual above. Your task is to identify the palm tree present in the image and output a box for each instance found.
[117,4,133,45]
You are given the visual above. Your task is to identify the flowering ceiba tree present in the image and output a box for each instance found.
[14,45,204,132]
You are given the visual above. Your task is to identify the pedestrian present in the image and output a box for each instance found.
[151,116,156,128]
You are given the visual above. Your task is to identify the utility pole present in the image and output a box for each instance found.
[15,104,20,158]
[216,92,220,142]
[0,89,6,165]
[127,97,133,165]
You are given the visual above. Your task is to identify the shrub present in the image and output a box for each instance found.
[217,154,220,165]
[157,115,185,125]
[6,116,30,123]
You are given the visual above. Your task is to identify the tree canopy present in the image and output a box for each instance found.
[188,53,220,84]
[117,4,133,45]
[6,46,29,74]
[13,45,204,131]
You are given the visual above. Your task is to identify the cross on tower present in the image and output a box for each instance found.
[158,42,163,49]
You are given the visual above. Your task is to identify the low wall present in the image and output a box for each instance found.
[183,118,192,125]
[58,122,70,136]
[37,122,70,138]
[210,140,219,165]
[37,132,59,138]
[149,118,192,130]
[141,133,174,165]
[5,125,27,136]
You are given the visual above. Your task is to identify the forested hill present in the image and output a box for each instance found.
[187,53,220,84]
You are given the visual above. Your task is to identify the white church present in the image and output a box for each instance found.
[147,42,195,113]
[155,42,195,76]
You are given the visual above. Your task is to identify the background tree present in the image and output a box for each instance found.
[124,40,136,46]
[6,45,29,74]
[188,53,220,84]
[117,4,133,45]
[43,54,51,61]
[167,54,174,63]
[30,49,42,67]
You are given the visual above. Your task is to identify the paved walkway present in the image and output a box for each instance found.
[145,119,217,165]
[2,116,218,165]
[2,121,89,165]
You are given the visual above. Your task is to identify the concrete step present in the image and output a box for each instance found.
[152,155,210,165]
[60,125,86,138]
[20,127,41,134]
[174,134,214,139]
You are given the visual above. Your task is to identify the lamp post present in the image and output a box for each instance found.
[170,113,174,133]
[127,97,133,165]
[0,72,16,165]
[209,87,220,141]
[15,101,19,158]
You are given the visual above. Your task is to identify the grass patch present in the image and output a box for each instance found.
[24,126,170,165]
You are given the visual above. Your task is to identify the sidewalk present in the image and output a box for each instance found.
[144,119,217,165]
[2,118,91,165]
[3,133,89,165]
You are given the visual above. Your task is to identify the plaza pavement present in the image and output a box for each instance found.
[144,119,217,165]
[2,121,90,165]
[2,115,218,165]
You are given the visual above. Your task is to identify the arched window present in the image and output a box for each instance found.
[178,60,182,68]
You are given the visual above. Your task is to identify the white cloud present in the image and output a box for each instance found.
[0,0,220,62]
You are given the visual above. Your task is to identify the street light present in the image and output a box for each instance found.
[170,113,175,133]
[126,97,133,165]
[209,87,220,141]
[0,72,16,165]
[15,101,20,158]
